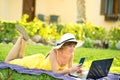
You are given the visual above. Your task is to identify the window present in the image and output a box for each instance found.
[101,0,120,21]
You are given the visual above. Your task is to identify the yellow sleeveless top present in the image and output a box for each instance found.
[9,50,67,71]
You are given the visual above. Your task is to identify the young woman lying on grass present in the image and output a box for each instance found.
[5,25,82,75]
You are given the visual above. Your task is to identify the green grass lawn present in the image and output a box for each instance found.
[74,47,120,73]
[0,43,120,79]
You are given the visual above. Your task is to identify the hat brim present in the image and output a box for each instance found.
[54,40,78,49]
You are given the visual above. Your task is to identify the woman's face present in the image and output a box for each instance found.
[62,42,77,53]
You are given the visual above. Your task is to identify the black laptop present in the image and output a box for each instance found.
[86,58,114,79]
[69,58,114,79]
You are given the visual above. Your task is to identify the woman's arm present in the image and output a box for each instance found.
[49,50,79,74]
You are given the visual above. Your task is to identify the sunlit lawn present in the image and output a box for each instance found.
[0,43,120,79]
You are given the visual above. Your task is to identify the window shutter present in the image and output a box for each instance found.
[101,0,108,15]
[101,0,119,21]
[107,0,114,15]
[118,0,120,14]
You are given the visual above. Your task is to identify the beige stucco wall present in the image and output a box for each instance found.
[36,0,49,16]
[0,0,9,20]
[85,0,117,30]
[0,0,22,21]
[36,0,117,30]
[0,0,117,30]
[36,0,77,23]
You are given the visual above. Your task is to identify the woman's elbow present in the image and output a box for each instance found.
[52,69,70,75]
[53,70,59,74]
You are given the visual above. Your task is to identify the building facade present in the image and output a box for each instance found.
[0,0,119,30]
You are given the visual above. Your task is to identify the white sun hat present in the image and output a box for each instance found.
[54,33,78,49]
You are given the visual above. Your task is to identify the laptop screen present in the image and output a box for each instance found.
[86,58,114,79]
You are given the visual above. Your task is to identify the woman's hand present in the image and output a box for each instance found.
[69,64,82,73]
[76,67,83,74]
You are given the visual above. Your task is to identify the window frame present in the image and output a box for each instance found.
[100,0,120,21]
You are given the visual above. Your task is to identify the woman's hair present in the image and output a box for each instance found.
[61,41,77,48]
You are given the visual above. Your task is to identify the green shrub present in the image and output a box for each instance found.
[82,22,106,40]
[109,40,117,49]
[1,14,120,50]
[0,20,17,43]
[82,37,93,48]
[116,41,120,50]
[109,26,120,41]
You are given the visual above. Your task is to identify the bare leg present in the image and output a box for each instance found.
[18,38,27,58]
[5,37,22,62]
[5,32,26,62]
[5,26,29,62]
[5,37,27,63]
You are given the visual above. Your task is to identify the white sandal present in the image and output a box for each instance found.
[16,25,30,41]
